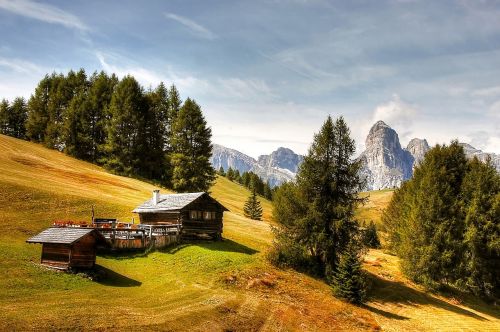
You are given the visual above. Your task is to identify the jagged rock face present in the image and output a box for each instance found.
[460,143,500,172]
[211,144,303,187]
[358,121,414,190]
[257,147,304,173]
[211,144,255,173]
[406,138,430,167]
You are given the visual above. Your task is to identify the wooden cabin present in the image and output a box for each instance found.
[27,228,107,269]
[133,191,228,240]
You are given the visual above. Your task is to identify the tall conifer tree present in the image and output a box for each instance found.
[170,98,215,192]
[244,189,263,220]
[271,116,365,279]
[104,76,147,176]
[26,75,51,142]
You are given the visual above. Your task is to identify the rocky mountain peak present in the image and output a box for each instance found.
[406,138,430,165]
[258,147,303,173]
[359,121,413,190]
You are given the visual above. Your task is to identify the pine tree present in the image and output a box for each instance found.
[0,99,10,135]
[383,141,500,297]
[271,116,365,278]
[331,242,366,304]
[144,83,170,182]
[244,189,263,220]
[104,76,147,176]
[362,220,381,249]
[218,166,225,176]
[170,98,215,192]
[64,90,93,159]
[26,75,51,142]
[9,97,28,139]
[263,181,273,200]
[45,70,87,150]
[226,167,235,181]
[166,84,181,152]
[87,71,117,163]
[460,157,500,297]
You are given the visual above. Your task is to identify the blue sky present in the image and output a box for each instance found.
[0,0,499,157]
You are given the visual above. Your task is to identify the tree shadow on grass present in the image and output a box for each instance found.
[94,265,142,287]
[99,249,149,260]
[361,304,409,320]
[160,239,259,255]
[366,271,494,321]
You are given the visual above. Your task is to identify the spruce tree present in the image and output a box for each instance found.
[170,98,215,192]
[362,221,381,249]
[244,189,263,220]
[271,116,365,278]
[218,166,225,176]
[331,242,366,304]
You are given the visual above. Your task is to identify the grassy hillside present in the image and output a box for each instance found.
[355,189,394,226]
[0,134,498,331]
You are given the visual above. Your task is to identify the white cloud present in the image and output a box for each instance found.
[0,0,88,30]
[95,51,275,103]
[164,13,217,40]
[0,56,43,74]
[96,51,165,87]
[372,94,417,129]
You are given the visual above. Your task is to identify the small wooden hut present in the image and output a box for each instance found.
[133,191,228,240]
[27,228,107,269]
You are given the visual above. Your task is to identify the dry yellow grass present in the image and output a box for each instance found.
[356,189,394,226]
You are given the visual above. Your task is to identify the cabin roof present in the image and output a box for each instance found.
[132,192,228,213]
[26,227,104,245]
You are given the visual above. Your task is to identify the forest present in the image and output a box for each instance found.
[0,70,215,192]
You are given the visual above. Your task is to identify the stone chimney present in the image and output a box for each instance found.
[152,190,160,205]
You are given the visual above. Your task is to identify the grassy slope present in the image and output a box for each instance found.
[0,134,498,331]
[355,189,394,226]
[0,135,377,331]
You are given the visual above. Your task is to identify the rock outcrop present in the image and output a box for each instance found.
[460,143,500,172]
[211,144,303,187]
[359,121,498,190]
[358,121,414,190]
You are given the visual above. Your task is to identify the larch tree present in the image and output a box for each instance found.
[170,98,215,192]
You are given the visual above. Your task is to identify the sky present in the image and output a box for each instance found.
[0,0,499,158]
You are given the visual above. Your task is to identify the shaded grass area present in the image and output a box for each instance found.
[364,249,500,331]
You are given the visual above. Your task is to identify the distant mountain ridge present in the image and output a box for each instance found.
[211,144,303,187]
[358,121,500,190]
[212,121,499,190]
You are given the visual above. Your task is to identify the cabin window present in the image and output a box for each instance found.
[203,211,216,220]
[190,211,203,220]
